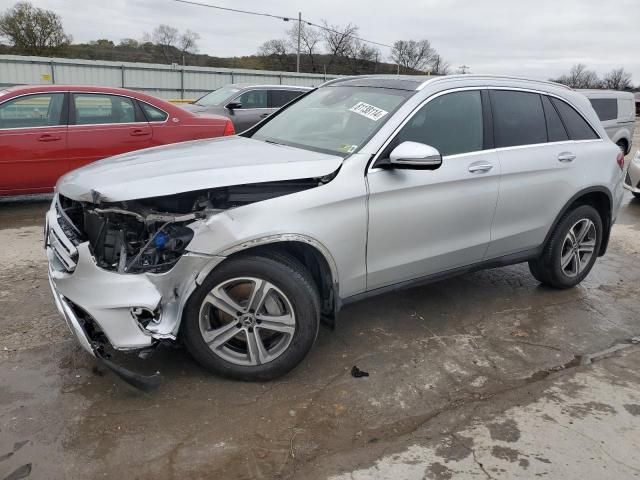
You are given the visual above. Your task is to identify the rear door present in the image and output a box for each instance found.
[228,89,269,132]
[0,92,68,194]
[67,92,153,171]
[486,90,598,258]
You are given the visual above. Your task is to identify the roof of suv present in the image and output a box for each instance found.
[322,74,572,92]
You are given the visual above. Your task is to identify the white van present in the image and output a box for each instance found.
[580,90,635,154]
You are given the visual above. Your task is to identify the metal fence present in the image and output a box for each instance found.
[0,55,339,100]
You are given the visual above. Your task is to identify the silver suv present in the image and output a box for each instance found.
[46,75,625,385]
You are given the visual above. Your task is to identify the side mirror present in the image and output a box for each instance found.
[226,101,242,110]
[387,141,442,168]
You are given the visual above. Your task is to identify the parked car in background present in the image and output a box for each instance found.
[580,90,635,154]
[624,150,640,198]
[46,75,625,386]
[183,84,311,132]
[0,85,234,196]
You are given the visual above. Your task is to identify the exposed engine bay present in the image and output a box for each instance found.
[57,178,329,274]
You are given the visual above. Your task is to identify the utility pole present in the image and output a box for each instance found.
[458,65,470,74]
[296,11,301,73]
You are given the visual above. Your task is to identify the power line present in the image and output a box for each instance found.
[172,0,394,49]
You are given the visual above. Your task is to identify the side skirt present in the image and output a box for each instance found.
[340,247,541,307]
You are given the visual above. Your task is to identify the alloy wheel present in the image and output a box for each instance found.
[198,277,296,366]
[560,218,597,278]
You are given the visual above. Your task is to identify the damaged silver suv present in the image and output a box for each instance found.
[46,75,625,386]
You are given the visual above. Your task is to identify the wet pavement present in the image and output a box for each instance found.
[1,132,640,479]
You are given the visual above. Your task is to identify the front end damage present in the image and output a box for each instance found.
[45,178,329,388]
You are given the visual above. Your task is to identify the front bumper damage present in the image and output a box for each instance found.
[45,202,224,389]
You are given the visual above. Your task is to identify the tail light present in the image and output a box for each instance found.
[616,151,625,170]
[223,120,235,136]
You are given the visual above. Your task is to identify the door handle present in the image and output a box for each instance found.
[558,152,576,162]
[259,113,271,119]
[37,134,61,142]
[468,162,493,173]
[130,129,150,137]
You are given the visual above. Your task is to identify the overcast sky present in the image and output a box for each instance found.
[12,0,640,83]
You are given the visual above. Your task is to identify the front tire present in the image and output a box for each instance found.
[182,253,320,381]
[528,205,603,289]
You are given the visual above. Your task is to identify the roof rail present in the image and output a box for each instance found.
[416,74,572,91]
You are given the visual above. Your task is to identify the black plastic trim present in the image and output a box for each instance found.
[341,247,541,307]
[541,186,613,257]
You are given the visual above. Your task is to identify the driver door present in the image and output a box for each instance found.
[366,89,500,290]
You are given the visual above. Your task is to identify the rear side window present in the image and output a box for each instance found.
[0,93,65,129]
[541,95,568,142]
[550,98,599,140]
[395,90,483,156]
[490,90,546,148]
[270,90,305,108]
[139,101,168,121]
[72,94,141,125]
[589,98,617,121]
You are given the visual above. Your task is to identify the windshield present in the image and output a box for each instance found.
[194,86,242,107]
[251,86,411,156]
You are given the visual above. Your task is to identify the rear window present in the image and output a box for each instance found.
[270,89,305,108]
[490,90,547,148]
[550,98,599,140]
[541,95,569,142]
[140,101,168,121]
[589,98,617,121]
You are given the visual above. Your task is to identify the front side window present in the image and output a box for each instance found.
[235,90,268,109]
[550,97,599,140]
[589,98,618,122]
[491,90,547,148]
[251,85,411,156]
[72,94,138,125]
[0,93,65,129]
[394,90,483,157]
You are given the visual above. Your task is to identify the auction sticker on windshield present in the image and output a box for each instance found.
[349,102,389,121]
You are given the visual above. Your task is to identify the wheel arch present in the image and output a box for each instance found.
[544,187,613,257]
[217,235,341,326]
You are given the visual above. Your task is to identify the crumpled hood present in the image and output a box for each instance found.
[57,136,343,202]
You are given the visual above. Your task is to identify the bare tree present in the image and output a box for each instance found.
[258,38,292,70]
[321,21,358,71]
[430,54,450,75]
[552,64,601,89]
[179,29,200,56]
[0,1,71,55]
[390,39,435,73]
[287,22,321,72]
[145,24,179,63]
[345,39,379,74]
[601,68,633,90]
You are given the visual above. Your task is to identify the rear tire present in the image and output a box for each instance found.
[528,205,603,289]
[181,253,320,381]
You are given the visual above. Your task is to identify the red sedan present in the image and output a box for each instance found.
[0,85,235,196]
